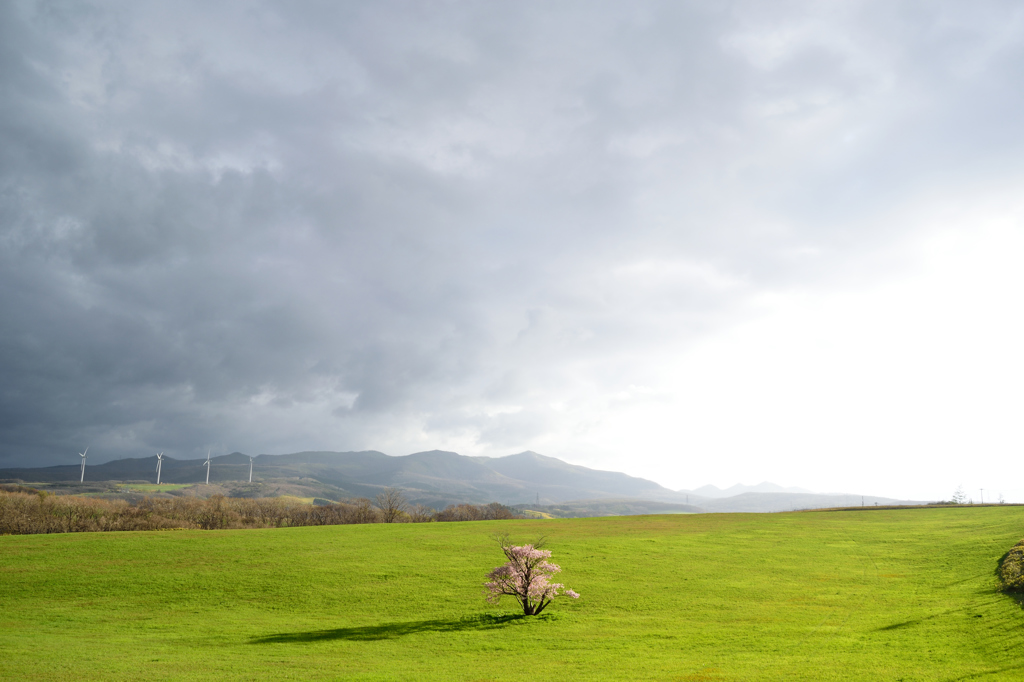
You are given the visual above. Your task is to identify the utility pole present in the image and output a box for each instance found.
[980,489,984,504]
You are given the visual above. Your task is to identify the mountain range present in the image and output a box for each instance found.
[0,450,924,513]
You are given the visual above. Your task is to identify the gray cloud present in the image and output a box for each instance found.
[2,0,1022,467]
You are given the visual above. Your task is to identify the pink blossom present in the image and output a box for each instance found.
[483,542,580,615]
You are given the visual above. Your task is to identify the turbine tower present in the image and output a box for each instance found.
[248,456,254,483]
[78,447,88,483]
[155,452,164,485]
[203,450,211,485]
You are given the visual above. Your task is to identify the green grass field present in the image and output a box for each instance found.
[2,507,1023,681]
[118,483,194,493]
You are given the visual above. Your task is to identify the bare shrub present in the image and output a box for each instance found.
[436,504,482,522]
[347,498,379,524]
[374,488,408,523]
[434,502,518,522]
[408,504,436,523]
[481,502,516,520]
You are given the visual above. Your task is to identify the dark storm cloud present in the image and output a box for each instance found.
[1,1,1022,466]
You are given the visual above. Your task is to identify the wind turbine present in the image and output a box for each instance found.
[203,450,211,485]
[155,452,164,485]
[248,456,254,483]
[78,447,88,483]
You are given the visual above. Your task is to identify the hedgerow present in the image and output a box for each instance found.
[0,488,518,535]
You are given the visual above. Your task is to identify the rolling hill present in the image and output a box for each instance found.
[0,449,688,507]
[2,507,1023,679]
[0,449,926,512]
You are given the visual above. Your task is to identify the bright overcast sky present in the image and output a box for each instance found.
[2,1,1023,502]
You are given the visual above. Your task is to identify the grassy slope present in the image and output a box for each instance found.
[118,483,193,492]
[1,507,1023,681]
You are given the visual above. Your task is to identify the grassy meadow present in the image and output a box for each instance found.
[2,506,1023,681]
[118,483,194,493]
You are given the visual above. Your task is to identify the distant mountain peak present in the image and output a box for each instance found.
[499,450,548,460]
[684,482,815,499]
[405,449,463,458]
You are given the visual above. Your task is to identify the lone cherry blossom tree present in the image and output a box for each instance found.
[484,534,580,615]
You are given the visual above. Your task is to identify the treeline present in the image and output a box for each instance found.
[0,486,519,535]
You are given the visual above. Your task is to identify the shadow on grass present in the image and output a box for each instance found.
[877,614,938,631]
[877,597,1006,632]
[252,614,530,644]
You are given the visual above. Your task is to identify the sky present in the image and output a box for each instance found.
[1,0,1023,502]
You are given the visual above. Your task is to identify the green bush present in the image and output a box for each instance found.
[999,538,1024,591]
